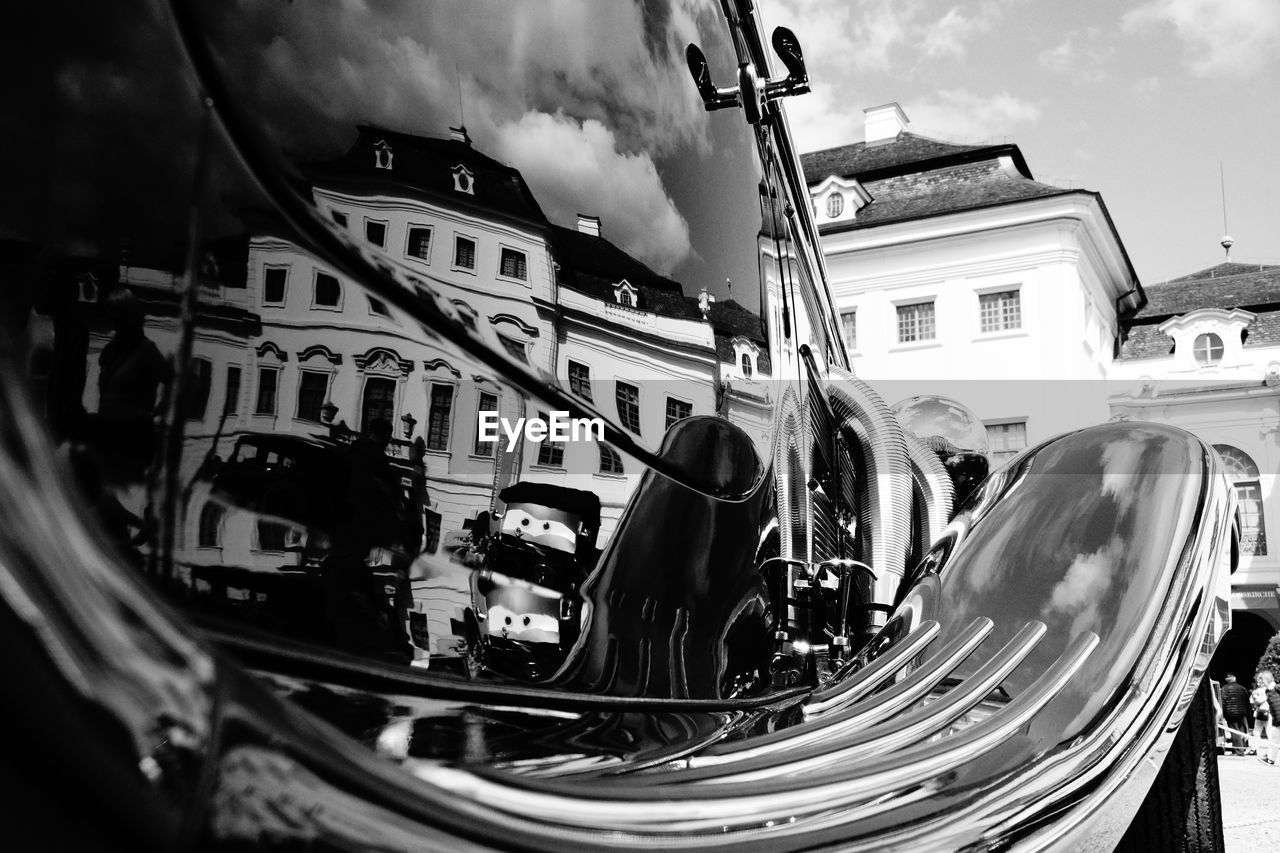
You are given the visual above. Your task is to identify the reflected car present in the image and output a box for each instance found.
[0,1,1235,850]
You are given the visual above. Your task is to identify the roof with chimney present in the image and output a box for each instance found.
[550,224,698,320]
[305,125,550,229]
[1118,262,1280,359]
[802,132,1071,232]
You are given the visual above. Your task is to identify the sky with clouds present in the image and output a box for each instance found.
[766,0,1280,282]
[8,0,1276,293]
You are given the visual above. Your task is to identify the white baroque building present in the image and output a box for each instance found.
[803,103,1280,669]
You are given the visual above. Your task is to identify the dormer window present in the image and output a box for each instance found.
[613,280,638,307]
[1193,332,1223,366]
[452,164,474,195]
[1158,308,1253,370]
[373,140,393,170]
[731,336,760,378]
[810,175,872,224]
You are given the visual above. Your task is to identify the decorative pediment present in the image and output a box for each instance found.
[296,344,343,365]
[810,175,872,225]
[489,313,540,337]
[256,341,287,362]
[1157,308,1255,337]
[423,358,462,378]
[355,346,413,376]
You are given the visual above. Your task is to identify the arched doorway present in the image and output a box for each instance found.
[1210,610,1277,682]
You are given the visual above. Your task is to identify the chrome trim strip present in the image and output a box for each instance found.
[679,619,988,772]
[406,629,1097,836]
[686,620,1045,785]
[804,619,942,716]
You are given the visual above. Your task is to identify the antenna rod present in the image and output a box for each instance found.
[1219,162,1234,262]
[456,62,465,129]
[1219,161,1228,234]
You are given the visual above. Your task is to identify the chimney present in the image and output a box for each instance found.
[863,102,909,144]
[577,214,601,237]
[449,125,471,145]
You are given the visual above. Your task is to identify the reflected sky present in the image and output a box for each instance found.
[5,1,771,315]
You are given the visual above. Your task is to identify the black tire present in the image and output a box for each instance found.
[1116,676,1225,852]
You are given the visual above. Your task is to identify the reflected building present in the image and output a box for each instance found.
[47,124,776,657]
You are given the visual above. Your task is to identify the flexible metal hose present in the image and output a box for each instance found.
[825,367,913,614]
[904,430,955,559]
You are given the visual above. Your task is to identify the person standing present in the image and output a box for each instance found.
[1261,671,1280,766]
[1220,673,1252,754]
[1253,677,1272,757]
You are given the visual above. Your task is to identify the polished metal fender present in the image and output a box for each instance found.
[375,421,1231,851]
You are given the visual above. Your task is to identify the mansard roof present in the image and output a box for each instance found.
[1118,263,1280,359]
[305,125,549,228]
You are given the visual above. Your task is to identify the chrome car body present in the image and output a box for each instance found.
[0,1,1234,850]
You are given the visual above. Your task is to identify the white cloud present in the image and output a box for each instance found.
[1049,538,1121,637]
[908,89,1042,141]
[1039,29,1110,82]
[1123,0,1280,77]
[921,6,999,59]
[494,111,691,274]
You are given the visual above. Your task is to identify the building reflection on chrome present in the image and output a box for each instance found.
[43,110,828,675]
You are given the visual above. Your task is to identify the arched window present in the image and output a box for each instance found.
[599,443,624,475]
[1214,444,1267,556]
[198,502,224,548]
[740,352,753,378]
[1194,332,1224,366]
[826,192,844,219]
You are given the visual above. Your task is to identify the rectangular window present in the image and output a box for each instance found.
[979,290,1021,333]
[263,266,287,305]
[499,336,527,362]
[423,511,442,554]
[365,220,387,247]
[296,371,329,422]
[257,519,288,552]
[616,382,641,433]
[568,360,592,400]
[223,365,241,416]
[185,358,213,420]
[500,247,527,280]
[474,391,498,456]
[255,368,278,415]
[330,210,348,227]
[406,226,432,261]
[536,411,565,466]
[986,421,1027,467]
[896,301,936,343]
[840,309,857,350]
[314,271,341,307]
[454,236,476,270]
[427,383,453,451]
[665,397,691,431]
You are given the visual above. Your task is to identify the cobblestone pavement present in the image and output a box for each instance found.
[1219,753,1280,851]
